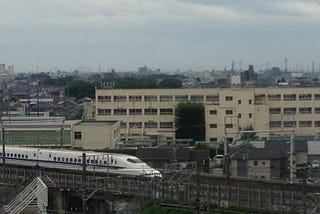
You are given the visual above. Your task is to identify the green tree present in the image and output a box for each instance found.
[159,78,182,88]
[240,125,258,140]
[65,80,95,99]
[175,102,205,141]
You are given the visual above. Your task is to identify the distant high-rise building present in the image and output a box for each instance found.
[0,64,5,74]
[7,65,14,73]
[240,65,257,85]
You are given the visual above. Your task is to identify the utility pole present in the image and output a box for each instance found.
[0,112,5,180]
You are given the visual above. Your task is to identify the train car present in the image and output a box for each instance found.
[0,146,161,177]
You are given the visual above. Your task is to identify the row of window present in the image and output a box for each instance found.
[98,95,219,102]
[98,93,320,104]
[98,108,173,116]
[266,94,320,101]
[209,110,252,118]
[120,121,174,129]
[269,120,320,128]
[0,153,29,159]
[269,107,320,114]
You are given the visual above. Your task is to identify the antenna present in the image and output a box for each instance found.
[284,58,288,72]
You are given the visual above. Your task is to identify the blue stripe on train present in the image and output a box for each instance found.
[1,157,125,170]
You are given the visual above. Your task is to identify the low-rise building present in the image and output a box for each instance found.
[71,120,120,150]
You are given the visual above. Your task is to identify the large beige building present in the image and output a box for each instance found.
[95,87,320,142]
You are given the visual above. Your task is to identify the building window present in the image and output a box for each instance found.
[114,109,127,115]
[283,108,296,114]
[238,100,241,104]
[315,121,320,127]
[144,108,157,115]
[315,108,320,114]
[206,95,219,102]
[249,99,252,104]
[283,94,296,101]
[270,121,281,128]
[299,94,312,100]
[160,108,173,115]
[160,122,174,128]
[299,107,312,114]
[160,95,173,102]
[209,110,217,115]
[98,108,111,115]
[120,122,127,129]
[210,124,217,128]
[129,109,142,115]
[129,122,142,128]
[299,121,312,127]
[225,124,233,128]
[238,113,242,118]
[129,95,142,102]
[114,95,126,102]
[225,96,233,101]
[210,138,218,142]
[225,110,233,115]
[98,96,111,102]
[190,95,204,102]
[145,121,158,128]
[144,95,157,102]
[175,95,188,102]
[283,121,296,127]
[268,94,281,101]
[269,108,281,114]
[315,94,320,100]
[254,161,258,166]
[74,132,82,140]
[249,113,252,118]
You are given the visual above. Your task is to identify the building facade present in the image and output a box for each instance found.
[95,87,320,142]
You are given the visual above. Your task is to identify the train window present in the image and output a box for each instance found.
[7,153,9,157]
[70,159,72,163]
[18,154,21,158]
[91,160,94,164]
[14,154,17,158]
[74,158,77,162]
[127,158,143,163]
[95,160,98,164]
[115,160,117,164]
[34,153,36,157]
[62,157,65,162]
[66,158,68,162]
[49,154,51,158]
[111,159,113,164]
[86,159,89,164]
[78,159,81,163]
[54,157,56,161]
[10,153,13,157]
[104,161,107,165]
[58,157,60,161]
[22,155,24,158]
[26,155,28,159]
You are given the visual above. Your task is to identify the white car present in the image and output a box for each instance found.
[311,160,319,169]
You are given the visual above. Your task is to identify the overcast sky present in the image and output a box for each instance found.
[0,0,319,72]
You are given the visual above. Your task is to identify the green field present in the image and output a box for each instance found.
[4,130,71,146]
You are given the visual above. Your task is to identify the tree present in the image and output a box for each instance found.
[65,80,95,99]
[175,102,205,141]
[240,125,258,140]
[159,78,182,88]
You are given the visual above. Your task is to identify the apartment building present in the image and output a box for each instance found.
[95,87,320,142]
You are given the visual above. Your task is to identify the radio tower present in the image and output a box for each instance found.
[284,58,288,72]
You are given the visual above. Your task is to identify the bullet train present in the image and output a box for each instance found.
[0,146,161,177]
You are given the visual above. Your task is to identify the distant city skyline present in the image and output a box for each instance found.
[0,0,319,72]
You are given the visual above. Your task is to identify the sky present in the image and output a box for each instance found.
[0,0,320,73]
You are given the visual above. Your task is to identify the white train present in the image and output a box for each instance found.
[0,146,161,177]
